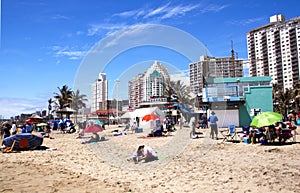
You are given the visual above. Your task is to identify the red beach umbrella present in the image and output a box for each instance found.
[142,114,159,122]
[83,125,104,133]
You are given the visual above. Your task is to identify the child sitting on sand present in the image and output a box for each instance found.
[131,145,158,164]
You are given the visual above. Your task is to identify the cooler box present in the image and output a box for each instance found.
[135,128,143,133]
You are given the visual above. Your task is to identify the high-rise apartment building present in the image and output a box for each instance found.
[128,73,145,108]
[144,61,170,101]
[128,61,170,108]
[189,55,244,95]
[91,73,108,112]
[247,14,300,90]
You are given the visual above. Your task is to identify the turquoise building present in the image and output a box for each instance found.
[202,76,273,127]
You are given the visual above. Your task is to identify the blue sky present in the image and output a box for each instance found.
[0,0,299,118]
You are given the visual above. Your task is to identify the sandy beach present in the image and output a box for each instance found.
[1,125,300,193]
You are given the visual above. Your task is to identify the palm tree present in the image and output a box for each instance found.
[292,80,300,112]
[71,89,88,123]
[273,84,293,119]
[53,85,73,118]
[171,80,191,106]
[163,79,192,122]
[162,79,191,105]
[48,98,54,119]
[273,83,282,113]
[163,79,176,104]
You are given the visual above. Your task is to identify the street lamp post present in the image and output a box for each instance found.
[115,79,120,124]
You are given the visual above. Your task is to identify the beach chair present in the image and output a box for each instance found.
[221,125,238,143]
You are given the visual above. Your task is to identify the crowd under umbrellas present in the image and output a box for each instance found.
[0,115,46,152]
[245,111,297,144]
[0,108,298,156]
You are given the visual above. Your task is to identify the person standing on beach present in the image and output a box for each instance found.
[208,111,218,140]
[11,121,17,135]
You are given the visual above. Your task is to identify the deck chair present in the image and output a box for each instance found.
[221,125,238,143]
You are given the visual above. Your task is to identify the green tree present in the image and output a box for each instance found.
[53,85,73,118]
[273,84,293,119]
[71,89,88,123]
[162,79,193,106]
[171,80,191,106]
[48,98,54,119]
[292,80,300,112]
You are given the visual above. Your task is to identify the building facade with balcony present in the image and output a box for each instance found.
[91,73,108,112]
[190,55,244,95]
[144,61,170,101]
[128,73,145,108]
[128,61,170,108]
[247,14,300,90]
[202,76,273,127]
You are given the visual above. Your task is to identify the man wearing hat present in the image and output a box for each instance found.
[208,111,218,139]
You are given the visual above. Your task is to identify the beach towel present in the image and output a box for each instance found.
[137,135,167,139]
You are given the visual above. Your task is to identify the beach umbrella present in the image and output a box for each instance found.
[250,112,282,128]
[142,114,159,122]
[95,120,103,125]
[37,123,48,127]
[30,114,43,119]
[25,118,40,124]
[83,125,104,133]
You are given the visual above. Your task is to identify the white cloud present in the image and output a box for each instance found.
[87,23,128,36]
[102,24,147,48]
[76,31,84,35]
[51,46,87,60]
[170,73,189,86]
[162,4,200,19]
[200,4,229,13]
[227,17,265,26]
[0,97,47,119]
[113,3,227,21]
[51,14,69,20]
[56,50,85,57]
[143,3,171,18]
[87,2,228,37]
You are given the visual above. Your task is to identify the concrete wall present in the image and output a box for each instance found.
[240,86,273,126]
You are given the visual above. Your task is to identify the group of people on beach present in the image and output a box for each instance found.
[0,121,34,138]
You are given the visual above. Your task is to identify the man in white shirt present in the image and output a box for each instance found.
[11,121,17,135]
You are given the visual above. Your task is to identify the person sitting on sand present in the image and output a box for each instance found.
[249,127,265,144]
[82,132,101,144]
[148,120,163,137]
[132,145,158,164]
[76,132,84,139]
[42,125,54,139]
[22,123,33,133]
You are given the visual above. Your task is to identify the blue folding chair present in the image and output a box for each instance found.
[222,125,238,142]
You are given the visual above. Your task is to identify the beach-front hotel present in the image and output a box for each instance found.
[128,61,170,108]
[91,73,108,113]
[247,14,300,90]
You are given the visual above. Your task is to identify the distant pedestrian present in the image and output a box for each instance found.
[201,114,208,128]
[208,111,218,139]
